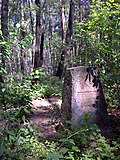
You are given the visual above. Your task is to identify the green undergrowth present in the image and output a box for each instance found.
[0,122,119,160]
[0,69,119,160]
[26,68,62,98]
[0,69,62,127]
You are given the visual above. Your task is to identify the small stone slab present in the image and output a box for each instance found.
[61,66,110,129]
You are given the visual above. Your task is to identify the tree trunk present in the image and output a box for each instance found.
[65,0,74,45]
[34,0,41,69]
[0,0,9,69]
[28,0,34,65]
[19,0,26,75]
[40,0,46,67]
[0,0,8,108]
[60,0,66,42]
[56,0,74,78]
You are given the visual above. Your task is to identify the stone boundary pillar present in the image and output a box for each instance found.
[61,66,110,131]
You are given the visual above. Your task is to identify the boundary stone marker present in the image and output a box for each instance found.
[61,66,110,132]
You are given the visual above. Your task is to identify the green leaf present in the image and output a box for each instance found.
[68,139,75,145]
[2,88,6,92]
[0,41,7,45]
[59,147,69,154]
[34,75,39,79]
[46,152,63,160]
[22,115,26,122]
[0,146,5,156]
[35,70,39,75]
[72,146,80,152]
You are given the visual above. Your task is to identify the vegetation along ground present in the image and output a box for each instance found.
[0,0,120,159]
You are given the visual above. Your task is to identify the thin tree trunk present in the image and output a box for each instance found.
[48,7,53,73]
[60,0,65,42]
[28,0,34,65]
[78,0,82,22]
[0,0,9,108]
[19,0,26,74]
[0,0,9,69]
[34,0,41,69]
[56,0,74,78]
[40,0,46,67]
[65,0,74,45]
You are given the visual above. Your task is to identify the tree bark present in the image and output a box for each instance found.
[20,0,26,74]
[34,0,41,69]
[39,0,46,67]
[65,0,74,45]
[56,0,74,78]
[60,0,66,42]
[0,0,9,69]
[28,0,34,65]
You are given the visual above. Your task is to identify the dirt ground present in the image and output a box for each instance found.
[30,97,62,138]
[1,97,119,139]
[30,97,120,138]
[30,97,120,139]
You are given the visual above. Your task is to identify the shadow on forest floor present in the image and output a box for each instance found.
[108,108,120,137]
[30,96,120,140]
[29,97,62,138]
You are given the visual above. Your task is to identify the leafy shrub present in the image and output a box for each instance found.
[73,0,120,108]
[0,76,32,125]
[57,123,119,160]
[81,132,119,160]
[4,77,32,107]
[0,70,119,160]
[0,122,119,160]
[0,125,63,160]
[26,69,62,98]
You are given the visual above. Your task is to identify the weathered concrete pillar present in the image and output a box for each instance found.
[61,66,110,130]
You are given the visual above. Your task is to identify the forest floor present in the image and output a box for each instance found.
[30,97,62,139]
[30,97,120,139]
[0,96,119,140]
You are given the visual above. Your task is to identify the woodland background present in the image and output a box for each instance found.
[0,0,120,159]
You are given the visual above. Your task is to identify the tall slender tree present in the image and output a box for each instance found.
[34,0,41,69]
[19,0,26,74]
[39,0,46,67]
[60,0,66,42]
[28,0,34,65]
[0,0,9,69]
[56,0,74,78]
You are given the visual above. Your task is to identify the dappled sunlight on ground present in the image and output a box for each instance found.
[30,97,62,138]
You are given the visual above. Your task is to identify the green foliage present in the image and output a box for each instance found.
[0,30,10,58]
[0,121,119,160]
[27,69,62,98]
[0,125,38,159]
[4,79,31,107]
[0,76,32,124]
[81,132,119,160]
[1,0,119,159]
[0,72,119,160]
[57,124,119,160]
[73,0,120,108]
[0,124,63,160]
[0,69,62,125]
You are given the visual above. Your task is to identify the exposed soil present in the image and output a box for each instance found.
[0,97,119,139]
[30,97,62,138]
[30,97,120,139]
